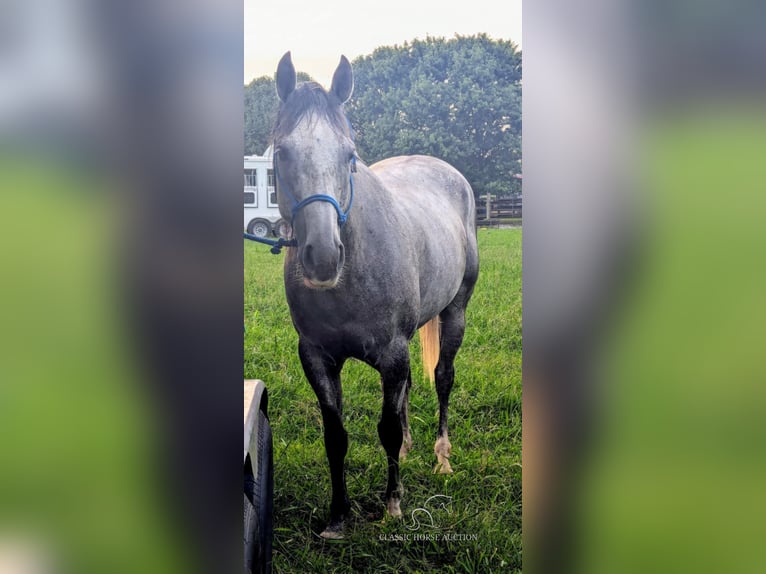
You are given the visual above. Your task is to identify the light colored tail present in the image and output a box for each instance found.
[419,316,441,383]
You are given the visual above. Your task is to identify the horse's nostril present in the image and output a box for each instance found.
[304,243,314,265]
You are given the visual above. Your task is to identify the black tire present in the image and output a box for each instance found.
[244,410,273,574]
[247,219,272,238]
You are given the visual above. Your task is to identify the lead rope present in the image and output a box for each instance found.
[243,232,297,254]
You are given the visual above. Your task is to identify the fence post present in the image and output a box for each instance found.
[485,193,492,221]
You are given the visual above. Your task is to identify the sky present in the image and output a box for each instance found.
[244,0,522,87]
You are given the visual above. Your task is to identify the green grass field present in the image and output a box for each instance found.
[244,228,522,573]
[575,111,766,574]
[0,160,189,573]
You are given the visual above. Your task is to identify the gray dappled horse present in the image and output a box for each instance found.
[272,52,479,538]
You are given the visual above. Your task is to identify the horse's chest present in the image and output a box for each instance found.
[287,290,414,359]
[294,313,386,360]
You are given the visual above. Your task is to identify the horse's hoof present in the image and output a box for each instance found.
[387,498,402,518]
[400,430,413,460]
[433,436,453,473]
[319,528,344,540]
[319,523,344,539]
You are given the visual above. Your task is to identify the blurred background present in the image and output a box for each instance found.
[0,0,764,572]
[524,1,766,573]
[0,1,242,572]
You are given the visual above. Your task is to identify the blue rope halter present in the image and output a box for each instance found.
[274,152,356,227]
[243,153,356,254]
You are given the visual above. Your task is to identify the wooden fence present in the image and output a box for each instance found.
[476,194,522,225]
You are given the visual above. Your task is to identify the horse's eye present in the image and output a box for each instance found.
[275,147,289,162]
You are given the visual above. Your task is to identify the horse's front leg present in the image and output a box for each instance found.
[298,338,349,539]
[376,337,410,518]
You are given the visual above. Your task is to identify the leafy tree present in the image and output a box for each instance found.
[346,34,521,196]
[243,37,521,196]
[244,72,312,155]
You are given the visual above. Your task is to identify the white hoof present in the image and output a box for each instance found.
[399,432,413,460]
[434,436,453,474]
[319,527,344,540]
[434,458,453,474]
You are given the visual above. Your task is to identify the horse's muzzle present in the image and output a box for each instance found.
[300,239,345,289]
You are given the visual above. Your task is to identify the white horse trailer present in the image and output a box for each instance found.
[244,146,290,238]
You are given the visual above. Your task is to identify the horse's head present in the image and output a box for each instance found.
[273,52,356,289]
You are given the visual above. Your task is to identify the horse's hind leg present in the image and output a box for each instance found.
[379,367,412,460]
[376,337,411,517]
[434,238,478,473]
[399,368,413,459]
[433,299,474,473]
[298,339,349,539]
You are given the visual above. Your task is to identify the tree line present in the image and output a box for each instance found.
[244,34,521,197]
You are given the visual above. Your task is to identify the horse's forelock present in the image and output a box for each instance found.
[273,82,350,142]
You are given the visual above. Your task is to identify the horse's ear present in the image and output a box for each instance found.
[330,55,354,103]
[276,51,296,102]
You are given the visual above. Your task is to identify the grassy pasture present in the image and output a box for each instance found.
[244,228,522,573]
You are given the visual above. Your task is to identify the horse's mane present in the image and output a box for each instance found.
[272,82,352,142]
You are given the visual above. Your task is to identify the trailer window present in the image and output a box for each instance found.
[244,192,256,205]
[244,169,258,187]
[267,169,278,207]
